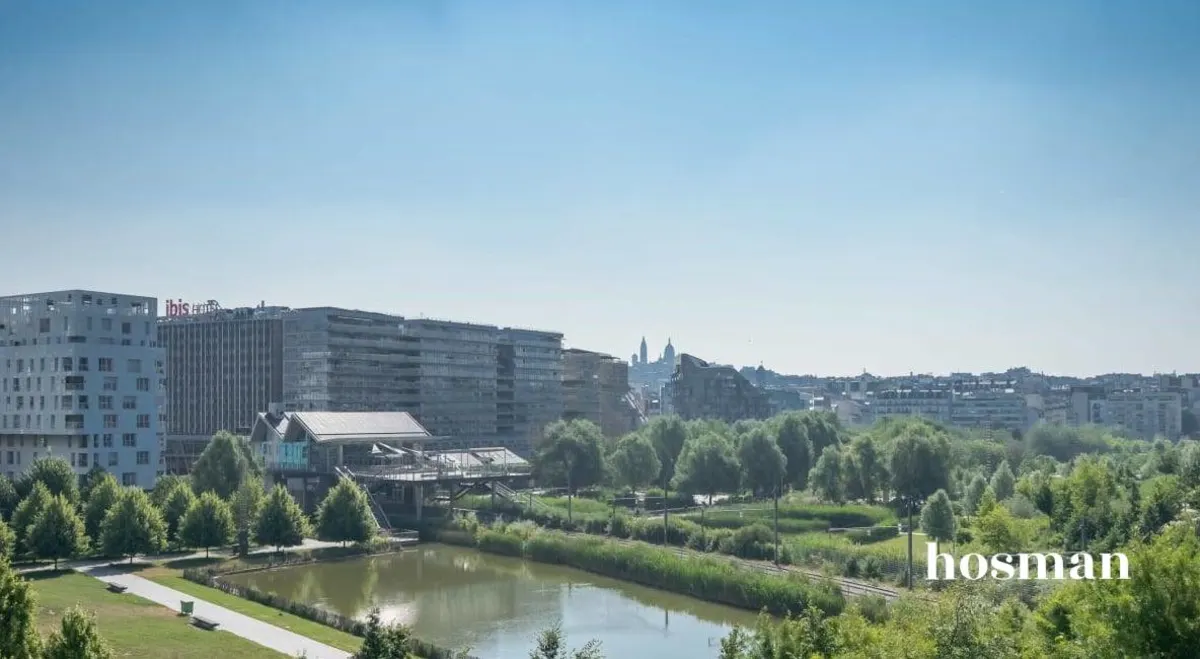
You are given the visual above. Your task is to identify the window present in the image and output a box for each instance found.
[98,358,113,372]
[38,318,50,333]
[99,395,113,410]
[103,377,118,391]
[136,377,150,392]
[121,321,131,335]
[62,357,73,372]
[122,396,137,410]
[78,453,88,467]
[78,357,89,371]
[102,434,113,448]
[122,473,136,486]
[108,452,118,466]
[78,395,89,410]
[122,433,136,447]
[136,451,149,465]
[60,395,72,409]
[102,317,112,331]
[103,414,118,429]
[127,359,141,373]
[136,414,150,428]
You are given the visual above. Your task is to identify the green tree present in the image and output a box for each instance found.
[608,433,661,491]
[976,503,1022,553]
[18,457,79,506]
[43,605,113,659]
[0,475,18,521]
[83,473,121,541]
[809,445,844,503]
[9,481,53,555]
[534,420,607,497]
[316,477,377,546]
[672,432,740,503]
[255,485,309,551]
[191,431,253,499]
[990,460,1016,501]
[646,416,688,487]
[801,412,843,458]
[0,518,15,560]
[180,491,236,557]
[100,488,167,563]
[976,487,998,517]
[150,474,188,508]
[774,412,812,490]
[79,465,108,503]
[163,484,196,544]
[736,427,786,497]
[919,489,957,553]
[848,434,886,503]
[0,555,42,659]
[354,608,413,659]
[232,477,266,533]
[1179,441,1200,489]
[964,474,989,515]
[889,429,951,501]
[27,494,89,570]
[1137,476,1183,540]
[528,625,603,659]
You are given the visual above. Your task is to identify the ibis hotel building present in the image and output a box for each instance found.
[156,302,287,472]
[0,290,165,487]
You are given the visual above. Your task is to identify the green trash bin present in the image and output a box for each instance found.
[181,601,194,615]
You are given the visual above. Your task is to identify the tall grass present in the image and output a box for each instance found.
[441,519,845,618]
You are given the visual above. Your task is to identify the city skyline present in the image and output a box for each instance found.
[3,2,1198,376]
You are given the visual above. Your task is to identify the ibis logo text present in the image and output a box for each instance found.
[926,543,1129,581]
[164,299,222,317]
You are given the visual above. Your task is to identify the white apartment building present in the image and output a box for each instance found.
[1103,390,1183,440]
[0,291,164,487]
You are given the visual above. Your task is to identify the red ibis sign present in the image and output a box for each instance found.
[164,299,222,317]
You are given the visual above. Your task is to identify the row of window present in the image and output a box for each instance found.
[34,316,149,336]
[4,375,155,394]
[4,449,150,467]
[5,390,151,411]
[5,357,143,375]
[1,413,152,430]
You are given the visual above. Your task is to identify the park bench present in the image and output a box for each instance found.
[106,583,128,594]
[191,616,220,631]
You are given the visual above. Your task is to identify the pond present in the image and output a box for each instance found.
[223,544,763,658]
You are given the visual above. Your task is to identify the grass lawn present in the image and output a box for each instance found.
[140,567,363,654]
[28,571,287,659]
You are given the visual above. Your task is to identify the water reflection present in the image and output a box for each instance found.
[225,544,760,659]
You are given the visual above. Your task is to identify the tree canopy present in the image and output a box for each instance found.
[255,485,309,551]
[191,431,255,499]
[180,491,236,557]
[100,488,167,563]
[316,478,376,546]
[534,420,607,493]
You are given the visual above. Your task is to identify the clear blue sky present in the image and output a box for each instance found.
[2,1,1198,377]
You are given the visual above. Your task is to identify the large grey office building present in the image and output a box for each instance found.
[162,304,563,462]
[157,304,286,472]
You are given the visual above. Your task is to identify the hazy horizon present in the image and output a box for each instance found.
[2,1,1198,376]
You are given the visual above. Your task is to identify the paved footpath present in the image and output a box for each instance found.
[81,565,351,659]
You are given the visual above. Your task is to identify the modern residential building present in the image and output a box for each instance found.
[157,303,286,472]
[1102,390,1183,440]
[669,353,770,423]
[562,348,637,437]
[0,290,164,487]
